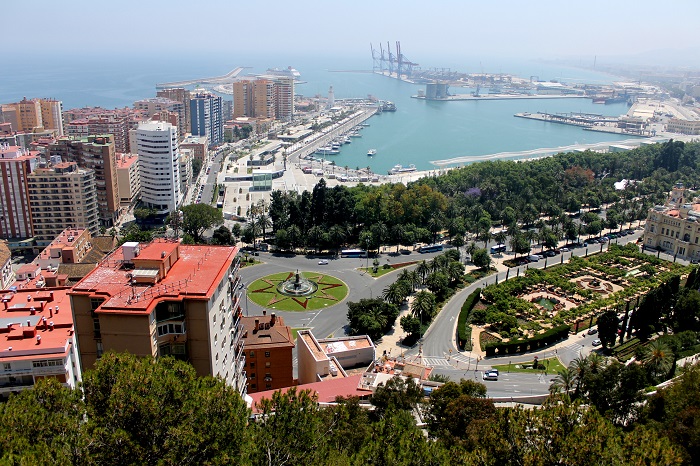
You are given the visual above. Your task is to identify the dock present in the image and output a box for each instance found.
[412,94,587,101]
[156,67,247,89]
[515,112,647,136]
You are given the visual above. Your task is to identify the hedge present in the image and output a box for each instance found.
[483,324,571,356]
[457,288,481,350]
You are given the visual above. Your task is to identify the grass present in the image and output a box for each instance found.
[240,259,262,268]
[359,266,395,278]
[247,271,349,311]
[491,357,566,374]
[291,328,309,341]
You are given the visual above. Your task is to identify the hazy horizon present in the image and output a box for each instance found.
[6,0,700,69]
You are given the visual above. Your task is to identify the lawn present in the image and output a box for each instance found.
[491,357,566,374]
[247,271,349,311]
[291,327,309,341]
[359,261,417,278]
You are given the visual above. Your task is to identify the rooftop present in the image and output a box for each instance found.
[240,313,294,350]
[0,287,75,362]
[70,239,238,315]
[248,374,371,411]
[116,154,138,169]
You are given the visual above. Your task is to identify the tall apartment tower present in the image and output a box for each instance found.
[0,144,39,241]
[232,80,253,118]
[39,99,64,136]
[190,92,223,147]
[1,98,64,134]
[136,121,181,215]
[253,80,276,119]
[49,135,120,227]
[69,239,247,395]
[28,162,99,247]
[64,109,130,153]
[274,77,294,121]
[156,88,191,135]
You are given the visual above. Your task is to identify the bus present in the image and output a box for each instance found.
[419,244,444,253]
[490,244,506,254]
[340,249,368,258]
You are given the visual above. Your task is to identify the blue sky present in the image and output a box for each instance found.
[7,0,700,66]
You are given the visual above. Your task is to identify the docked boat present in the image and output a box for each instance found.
[358,123,370,127]
[388,164,417,175]
[349,131,362,138]
[316,146,339,155]
[367,149,377,156]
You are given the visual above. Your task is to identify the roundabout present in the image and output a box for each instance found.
[247,271,349,311]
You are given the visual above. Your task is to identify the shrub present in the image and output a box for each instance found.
[483,324,571,356]
[457,288,481,350]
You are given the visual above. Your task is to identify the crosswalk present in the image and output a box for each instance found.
[421,357,452,367]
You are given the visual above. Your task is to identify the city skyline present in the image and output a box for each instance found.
[5,0,700,66]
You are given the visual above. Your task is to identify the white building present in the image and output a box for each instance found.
[136,121,181,215]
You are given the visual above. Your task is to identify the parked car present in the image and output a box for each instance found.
[592,339,602,347]
[560,247,570,252]
[527,255,541,262]
[587,328,598,335]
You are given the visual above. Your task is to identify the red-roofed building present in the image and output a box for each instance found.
[0,286,81,398]
[116,153,140,207]
[239,312,294,393]
[69,239,247,395]
[0,144,39,246]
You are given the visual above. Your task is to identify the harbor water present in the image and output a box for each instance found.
[0,54,633,174]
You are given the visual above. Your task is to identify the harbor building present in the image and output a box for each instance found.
[116,153,140,208]
[156,88,191,135]
[667,118,700,135]
[0,144,39,246]
[0,286,83,399]
[68,239,247,395]
[643,184,700,260]
[48,135,121,228]
[27,162,99,247]
[190,91,223,147]
[135,121,181,215]
[239,312,295,393]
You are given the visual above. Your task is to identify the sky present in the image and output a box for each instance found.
[6,0,700,67]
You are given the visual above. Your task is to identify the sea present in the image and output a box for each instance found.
[0,53,634,174]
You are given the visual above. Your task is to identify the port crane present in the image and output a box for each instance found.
[370,41,419,78]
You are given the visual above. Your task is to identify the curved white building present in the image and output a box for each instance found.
[136,121,181,215]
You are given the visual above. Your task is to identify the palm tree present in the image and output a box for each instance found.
[549,367,576,395]
[411,291,436,324]
[494,231,507,249]
[255,214,272,243]
[391,224,406,253]
[328,224,347,255]
[643,340,674,382]
[407,270,421,292]
[382,282,407,306]
[568,355,589,397]
[416,260,430,285]
[447,261,465,285]
[586,352,606,374]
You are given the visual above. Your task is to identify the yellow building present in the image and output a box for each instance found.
[642,184,700,260]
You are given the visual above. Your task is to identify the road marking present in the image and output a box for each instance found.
[422,357,452,367]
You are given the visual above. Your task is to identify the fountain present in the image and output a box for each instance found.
[276,270,318,297]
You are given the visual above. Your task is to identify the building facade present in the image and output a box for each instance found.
[134,97,187,139]
[136,121,181,215]
[48,135,120,227]
[190,92,223,147]
[240,312,294,393]
[667,118,700,135]
[116,153,140,207]
[180,135,208,163]
[68,239,246,395]
[27,162,99,247]
[156,88,191,136]
[64,108,131,153]
[643,184,700,260]
[0,144,38,242]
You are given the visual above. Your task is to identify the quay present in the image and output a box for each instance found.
[412,94,588,101]
[515,111,647,137]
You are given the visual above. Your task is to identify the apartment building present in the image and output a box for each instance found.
[0,144,38,243]
[0,286,82,398]
[180,135,208,163]
[68,239,247,395]
[134,97,187,138]
[190,91,223,147]
[179,149,193,197]
[240,312,294,393]
[136,121,181,215]
[643,184,700,260]
[34,228,92,270]
[157,88,191,135]
[116,153,140,207]
[0,241,14,289]
[64,108,131,153]
[233,77,293,121]
[49,135,120,227]
[27,162,99,247]
[273,77,294,121]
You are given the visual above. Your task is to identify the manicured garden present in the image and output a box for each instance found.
[247,271,348,311]
[492,357,566,374]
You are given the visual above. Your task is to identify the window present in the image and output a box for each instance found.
[266,383,272,389]
[250,373,256,379]
[249,351,255,358]
[265,351,270,358]
[157,322,186,337]
[3,363,11,371]
[265,362,271,368]
[251,384,257,390]
[250,362,255,368]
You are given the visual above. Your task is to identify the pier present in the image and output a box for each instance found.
[428,136,675,168]
[156,67,247,89]
[413,94,587,101]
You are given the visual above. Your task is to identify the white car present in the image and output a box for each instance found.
[592,339,602,347]
[318,259,329,265]
[560,247,570,252]
[482,371,498,381]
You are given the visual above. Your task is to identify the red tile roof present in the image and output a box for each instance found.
[70,239,238,315]
[249,374,371,411]
[0,287,75,361]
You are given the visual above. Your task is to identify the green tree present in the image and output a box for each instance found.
[472,248,492,270]
[411,290,437,324]
[596,310,619,349]
[81,352,249,465]
[643,339,674,383]
[383,281,408,306]
[370,376,423,418]
[400,314,421,336]
[211,224,233,245]
[180,204,224,243]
